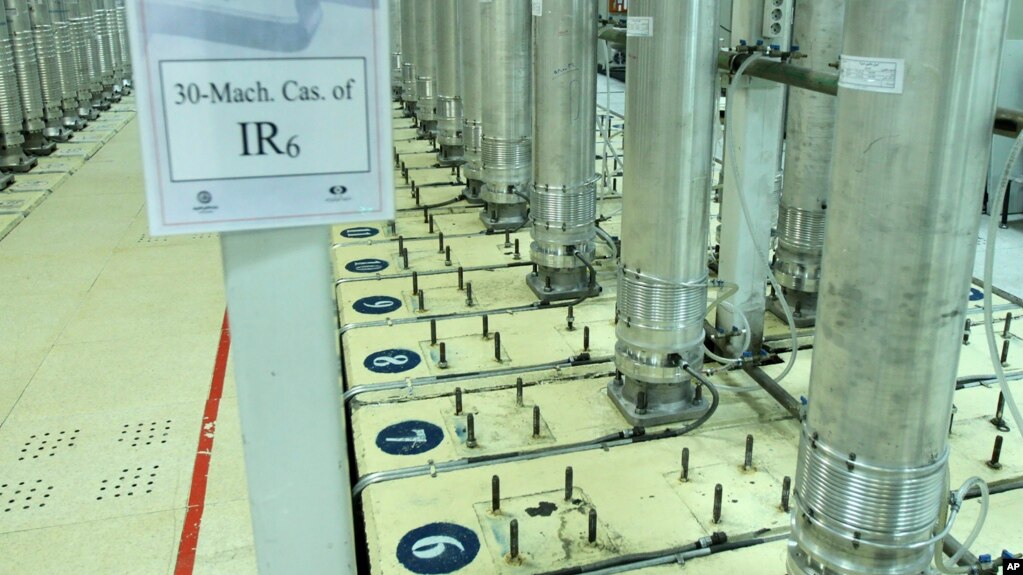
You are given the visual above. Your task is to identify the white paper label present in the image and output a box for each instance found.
[626,16,653,37]
[532,0,542,16]
[838,55,905,94]
[127,0,394,235]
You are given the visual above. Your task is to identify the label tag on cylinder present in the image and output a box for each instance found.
[627,16,653,37]
[532,0,542,16]
[838,55,905,94]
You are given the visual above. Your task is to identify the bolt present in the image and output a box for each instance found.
[782,476,791,512]
[438,232,445,253]
[457,266,464,291]
[509,519,519,559]
[445,246,452,267]
[583,326,590,351]
[494,332,502,362]
[992,392,1011,432]
[401,248,409,270]
[454,386,462,414]
[531,263,539,277]
[428,214,435,232]
[567,306,575,331]
[491,475,500,513]
[694,384,703,403]
[544,275,552,293]
[532,405,541,438]
[636,390,648,415]
[680,448,690,482]
[466,282,474,306]
[504,230,511,248]
[1001,339,1010,366]
[438,342,448,369]
[516,377,524,407]
[414,185,420,206]
[466,413,477,448]
[513,239,521,260]
[564,466,573,501]
[418,290,425,312]
[430,319,437,345]
[1004,312,1013,339]
[713,484,723,523]
[744,435,754,471]
[986,435,1003,469]
[963,318,972,345]
[423,207,429,224]
[482,315,489,338]
[588,508,597,544]
[412,271,419,295]
[398,235,404,254]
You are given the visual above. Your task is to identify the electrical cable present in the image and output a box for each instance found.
[724,54,800,383]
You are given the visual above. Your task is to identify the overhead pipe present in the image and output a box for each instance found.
[434,0,463,166]
[787,1,1009,573]
[458,0,484,204]
[415,0,438,137]
[526,0,601,302]
[768,0,843,326]
[608,0,719,426]
[479,0,531,232]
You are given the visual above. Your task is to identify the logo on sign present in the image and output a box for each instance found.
[340,226,380,239]
[396,523,481,574]
[197,190,212,204]
[376,420,444,455]
[353,295,401,315]
[345,258,389,273]
[364,349,421,374]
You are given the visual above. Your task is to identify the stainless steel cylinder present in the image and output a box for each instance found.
[48,0,88,124]
[400,0,418,109]
[0,8,29,164]
[608,0,718,426]
[389,0,402,99]
[459,0,484,200]
[479,0,531,231]
[415,0,438,133]
[526,0,600,301]
[26,0,70,139]
[772,0,843,323]
[5,0,45,131]
[787,1,1009,573]
[114,0,129,87]
[70,0,105,109]
[434,0,463,164]
[100,0,123,93]
[91,0,115,98]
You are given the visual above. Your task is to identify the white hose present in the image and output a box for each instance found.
[933,477,990,574]
[982,130,1023,442]
[724,54,800,383]
[704,300,753,365]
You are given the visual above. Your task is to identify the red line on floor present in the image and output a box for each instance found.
[174,311,231,575]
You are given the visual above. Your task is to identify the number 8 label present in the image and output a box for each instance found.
[364,349,421,374]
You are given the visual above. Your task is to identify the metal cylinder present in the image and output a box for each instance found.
[0,5,30,167]
[48,0,87,124]
[26,0,70,139]
[70,0,105,108]
[5,0,46,132]
[526,0,600,301]
[415,0,438,131]
[607,0,718,426]
[479,0,531,231]
[787,1,1009,574]
[434,0,463,164]
[114,0,129,87]
[400,0,418,108]
[459,0,484,195]
[90,0,115,98]
[389,0,402,97]
[772,0,843,321]
[100,0,123,93]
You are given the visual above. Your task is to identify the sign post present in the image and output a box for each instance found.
[127,1,394,572]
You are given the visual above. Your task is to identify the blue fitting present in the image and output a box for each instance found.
[1003,549,1016,560]
[800,396,808,406]
[755,39,765,46]
[741,351,753,359]
[979,554,992,563]
[739,39,748,46]
[769,44,780,51]
[791,44,800,51]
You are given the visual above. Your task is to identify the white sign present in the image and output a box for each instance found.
[127,0,395,235]
[626,16,653,37]
[838,55,905,95]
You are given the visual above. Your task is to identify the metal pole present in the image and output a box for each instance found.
[716,0,790,356]
[458,0,484,204]
[221,226,357,574]
[769,0,843,326]
[434,0,463,166]
[415,0,438,137]
[479,0,531,232]
[527,0,600,302]
[788,1,1009,573]
[608,0,719,426]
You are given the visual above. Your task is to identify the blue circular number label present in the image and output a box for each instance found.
[364,349,421,374]
[345,258,389,274]
[969,287,984,301]
[396,523,481,574]
[353,295,402,315]
[340,226,379,239]
[376,420,444,456]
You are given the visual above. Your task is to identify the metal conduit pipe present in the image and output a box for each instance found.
[27,0,71,141]
[768,0,843,327]
[113,0,129,91]
[607,0,718,426]
[48,0,90,125]
[0,4,36,173]
[458,0,484,204]
[526,0,600,303]
[400,0,417,115]
[415,0,438,137]
[389,0,402,100]
[787,1,1009,574]
[434,0,463,166]
[4,0,55,156]
[479,0,531,232]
